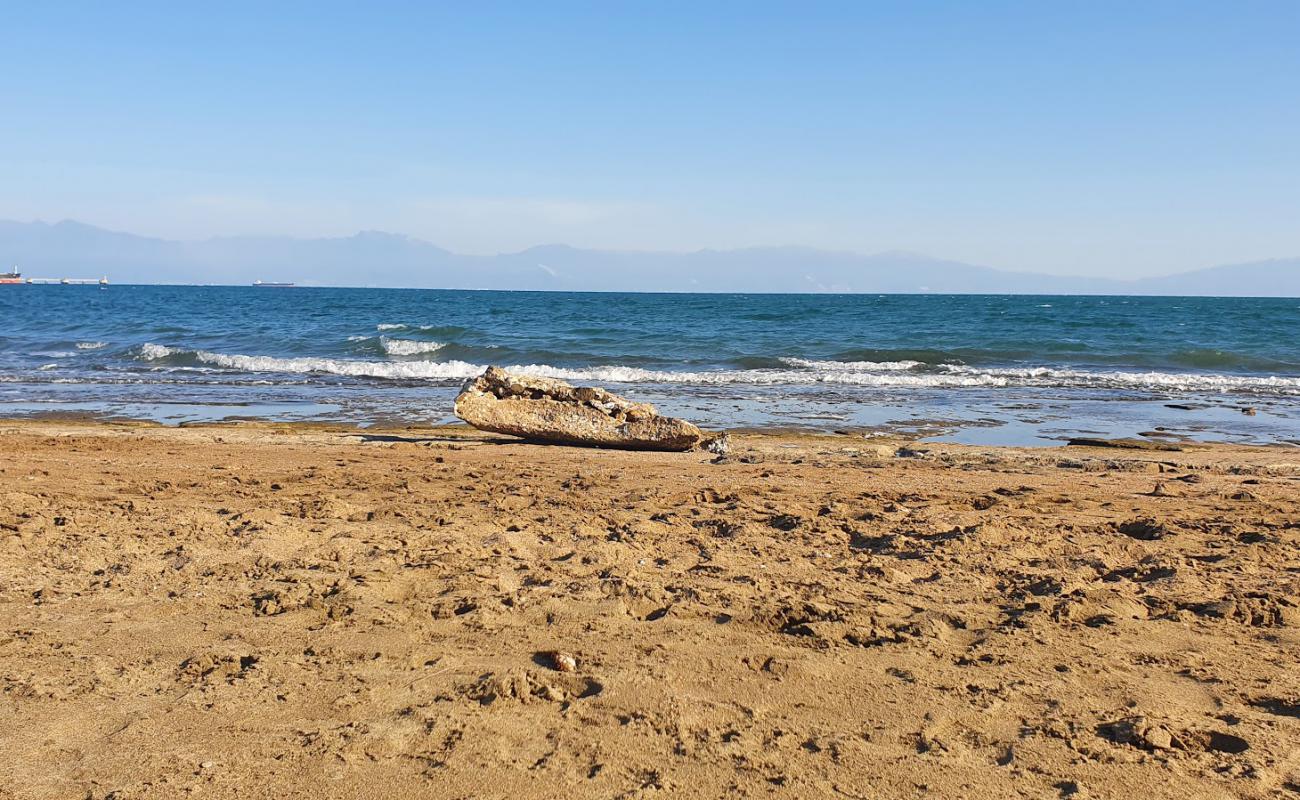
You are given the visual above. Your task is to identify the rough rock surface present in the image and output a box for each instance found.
[454,366,704,450]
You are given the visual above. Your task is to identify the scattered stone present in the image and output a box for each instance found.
[542,650,578,673]
[454,366,704,451]
[1148,482,1183,498]
[1067,437,1182,452]
[703,432,732,457]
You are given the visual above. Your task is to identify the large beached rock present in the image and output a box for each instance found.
[454,367,705,451]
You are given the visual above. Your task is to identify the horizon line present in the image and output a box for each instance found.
[8,281,1297,301]
[6,217,1299,282]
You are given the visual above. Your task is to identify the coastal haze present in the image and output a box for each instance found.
[3,219,1299,295]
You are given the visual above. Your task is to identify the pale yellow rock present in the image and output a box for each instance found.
[454,366,704,451]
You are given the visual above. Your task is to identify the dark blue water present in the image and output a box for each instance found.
[2,286,1297,444]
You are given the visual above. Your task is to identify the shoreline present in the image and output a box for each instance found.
[5,415,1296,459]
[2,386,1297,449]
[2,420,1298,798]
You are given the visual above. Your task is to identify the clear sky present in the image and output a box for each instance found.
[2,1,1298,277]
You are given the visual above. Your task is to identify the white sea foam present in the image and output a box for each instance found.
[139,343,179,360]
[75,341,109,350]
[376,323,449,333]
[779,357,925,372]
[135,344,1300,395]
[380,337,446,356]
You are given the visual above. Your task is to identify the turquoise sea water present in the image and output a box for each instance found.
[2,286,1297,444]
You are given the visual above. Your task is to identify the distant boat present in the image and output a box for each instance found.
[253,280,295,288]
[16,274,108,285]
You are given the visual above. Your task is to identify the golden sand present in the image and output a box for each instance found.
[1,421,1298,799]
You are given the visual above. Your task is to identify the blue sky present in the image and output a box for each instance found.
[2,1,1297,277]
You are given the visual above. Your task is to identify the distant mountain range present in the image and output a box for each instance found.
[2,219,1298,296]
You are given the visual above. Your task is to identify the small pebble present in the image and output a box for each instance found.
[546,651,578,672]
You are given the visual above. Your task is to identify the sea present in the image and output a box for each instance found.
[2,286,1298,446]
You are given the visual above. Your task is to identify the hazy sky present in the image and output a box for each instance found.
[2,1,1298,278]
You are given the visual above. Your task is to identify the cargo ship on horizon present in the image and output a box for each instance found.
[2,268,109,286]
[253,280,295,288]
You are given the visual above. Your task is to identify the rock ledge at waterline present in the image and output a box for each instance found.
[453,367,705,451]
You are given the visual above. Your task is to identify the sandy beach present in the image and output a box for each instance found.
[1,420,1298,799]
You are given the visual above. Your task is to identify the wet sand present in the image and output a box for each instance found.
[1,421,1298,799]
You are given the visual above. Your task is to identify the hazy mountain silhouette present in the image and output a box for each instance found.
[1,219,1296,295]
[1133,258,1300,297]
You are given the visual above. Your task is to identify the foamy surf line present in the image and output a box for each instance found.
[134,344,1300,394]
[379,337,446,356]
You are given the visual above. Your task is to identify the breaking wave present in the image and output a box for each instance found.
[134,344,1300,394]
[780,357,926,372]
[379,337,446,356]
